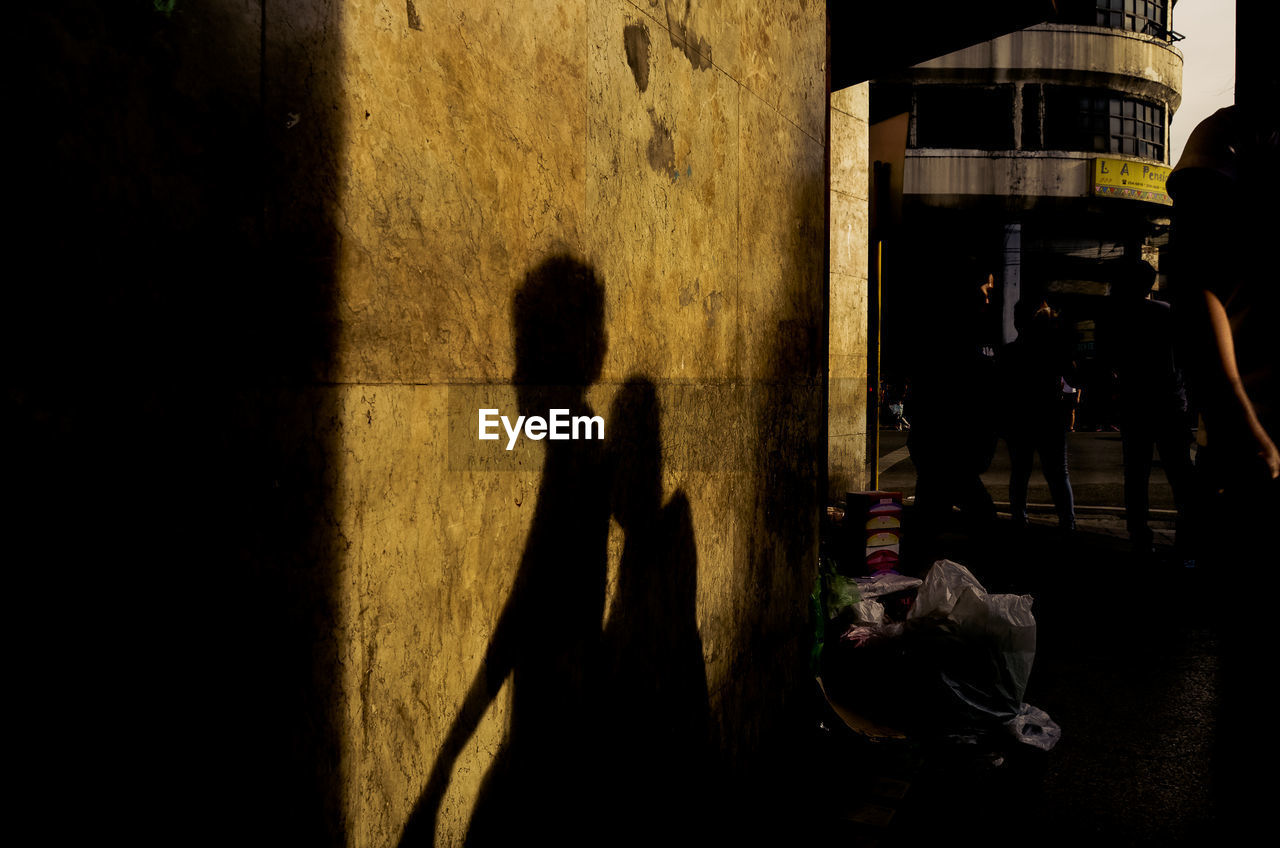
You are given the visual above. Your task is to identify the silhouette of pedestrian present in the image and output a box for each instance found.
[1099,258,1194,558]
[601,377,709,846]
[906,263,1000,562]
[1000,297,1076,531]
[399,256,611,847]
[1168,90,1279,842]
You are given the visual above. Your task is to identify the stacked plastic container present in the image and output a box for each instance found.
[846,491,904,575]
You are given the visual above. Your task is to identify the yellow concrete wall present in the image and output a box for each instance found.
[317,2,829,845]
[22,2,841,844]
[829,83,872,498]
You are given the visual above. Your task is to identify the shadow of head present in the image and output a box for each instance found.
[512,255,606,414]
[608,377,663,530]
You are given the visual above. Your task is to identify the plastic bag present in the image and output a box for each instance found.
[906,561,1057,748]
[854,572,923,600]
[850,599,885,627]
[824,573,862,621]
[1006,703,1062,751]
[820,560,1059,750]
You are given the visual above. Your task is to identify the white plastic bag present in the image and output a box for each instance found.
[907,560,1058,749]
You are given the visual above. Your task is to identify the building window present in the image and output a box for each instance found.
[1056,0,1171,39]
[1096,0,1168,37]
[913,86,1015,150]
[1044,88,1165,161]
[1021,84,1042,151]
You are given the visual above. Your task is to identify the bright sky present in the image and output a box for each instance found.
[1169,0,1235,165]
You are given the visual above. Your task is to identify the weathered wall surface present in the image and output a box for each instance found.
[905,149,1100,203]
[911,24,1183,110]
[21,2,839,845]
[336,2,828,844]
[828,83,872,498]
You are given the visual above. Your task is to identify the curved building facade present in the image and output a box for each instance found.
[873,0,1184,366]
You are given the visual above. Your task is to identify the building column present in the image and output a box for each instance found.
[1001,222,1022,343]
[828,83,871,499]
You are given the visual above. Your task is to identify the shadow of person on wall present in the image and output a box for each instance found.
[398,255,612,847]
[601,377,710,846]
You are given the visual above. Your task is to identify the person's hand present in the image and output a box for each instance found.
[1218,410,1280,488]
[1252,423,1280,481]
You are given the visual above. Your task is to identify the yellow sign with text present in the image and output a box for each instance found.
[1092,158,1171,206]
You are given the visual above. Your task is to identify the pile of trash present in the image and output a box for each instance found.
[813,558,1061,752]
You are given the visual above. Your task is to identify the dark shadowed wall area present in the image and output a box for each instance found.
[18,2,343,844]
[15,2,854,845]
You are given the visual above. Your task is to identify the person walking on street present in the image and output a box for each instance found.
[907,264,1000,563]
[1099,259,1195,559]
[1000,297,1077,532]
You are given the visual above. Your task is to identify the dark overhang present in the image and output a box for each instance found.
[830,1,1060,90]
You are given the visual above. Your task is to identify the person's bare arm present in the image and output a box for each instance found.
[1203,289,1280,480]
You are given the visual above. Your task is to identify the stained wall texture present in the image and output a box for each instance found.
[19,2,850,846]
[828,83,872,498]
[341,2,828,844]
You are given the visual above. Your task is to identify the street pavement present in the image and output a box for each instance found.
[805,429,1220,846]
[877,427,1183,511]
[876,428,1184,550]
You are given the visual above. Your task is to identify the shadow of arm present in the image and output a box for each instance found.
[397,607,520,847]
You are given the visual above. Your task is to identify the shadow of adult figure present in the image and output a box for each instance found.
[399,255,611,847]
[601,377,710,846]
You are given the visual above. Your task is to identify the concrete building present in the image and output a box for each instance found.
[18,3,1051,846]
[872,0,1184,378]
